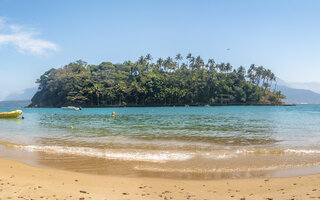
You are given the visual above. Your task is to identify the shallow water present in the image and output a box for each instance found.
[1,105,320,179]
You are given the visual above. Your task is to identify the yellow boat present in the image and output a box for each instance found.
[0,110,23,118]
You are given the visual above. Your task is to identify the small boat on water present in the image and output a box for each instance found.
[61,106,82,111]
[0,110,23,118]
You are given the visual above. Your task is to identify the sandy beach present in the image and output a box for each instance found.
[0,158,319,200]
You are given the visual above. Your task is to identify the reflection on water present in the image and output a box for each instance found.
[1,105,320,179]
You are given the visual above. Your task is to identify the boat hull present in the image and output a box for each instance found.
[0,110,23,118]
[61,106,81,111]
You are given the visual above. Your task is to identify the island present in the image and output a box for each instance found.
[29,53,286,107]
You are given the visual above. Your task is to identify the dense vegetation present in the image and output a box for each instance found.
[30,53,286,107]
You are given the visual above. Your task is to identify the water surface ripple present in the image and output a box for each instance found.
[0,105,320,179]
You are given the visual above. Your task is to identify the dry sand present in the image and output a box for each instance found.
[0,158,320,200]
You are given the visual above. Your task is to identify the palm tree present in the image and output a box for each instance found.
[164,57,174,71]
[123,60,132,66]
[130,63,139,76]
[144,54,153,72]
[180,63,187,71]
[237,66,246,78]
[273,76,278,93]
[207,59,215,71]
[138,56,146,66]
[225,63,232,72]
[276,91,286,100]
[218,62,226,72]
[195,56,204,69]
[145,54,153,63]
[269,72,276,92]
[256,66,264,86]
[186,53,192,60]
[175,53,183,69]
[186,53,192,68]
[263,69,271,90]
[189,56,195,70]
[247,64,256,84]
[156,58,163,70]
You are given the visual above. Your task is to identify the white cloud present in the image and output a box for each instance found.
[0,18,58,54]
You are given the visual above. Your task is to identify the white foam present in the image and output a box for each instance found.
[133,165,283,173]
[201,152,236,159]
[234,148,320,155]
[134,162,320,173]
[13,145,193,163]
[284,149,320,154]
[11,144,320,163]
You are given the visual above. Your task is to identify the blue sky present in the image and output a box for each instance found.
[0,0,320,100]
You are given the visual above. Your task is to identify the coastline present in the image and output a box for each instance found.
[1,157,320,200]
[27,103,296,108]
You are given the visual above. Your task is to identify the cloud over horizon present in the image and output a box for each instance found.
[0,18,58,54]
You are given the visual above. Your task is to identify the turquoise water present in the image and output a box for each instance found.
[1,105,320,178]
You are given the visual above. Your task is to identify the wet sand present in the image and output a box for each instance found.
[1,158,320,199]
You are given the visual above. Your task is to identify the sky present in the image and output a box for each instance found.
[0,0,320,100]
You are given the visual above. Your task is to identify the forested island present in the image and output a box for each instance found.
[29,53,286,107]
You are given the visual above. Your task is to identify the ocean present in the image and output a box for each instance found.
[1,105,320,179]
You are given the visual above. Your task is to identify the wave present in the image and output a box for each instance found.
[9,144,245,161]
[11,144,194,163]
[133,162,320,173]
[3,142,320,163]
[235,148,320,155]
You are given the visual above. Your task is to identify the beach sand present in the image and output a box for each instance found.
[0,158,320,200]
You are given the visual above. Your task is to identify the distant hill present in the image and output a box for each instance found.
[3,87,37,101]
[277,78,320,94]
[0,100,31,107]
[287,82,320,94]
[278,85,320,104]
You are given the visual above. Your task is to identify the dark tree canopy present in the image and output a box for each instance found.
[30,54,285,107]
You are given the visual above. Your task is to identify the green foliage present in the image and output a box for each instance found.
[30,55,285,107]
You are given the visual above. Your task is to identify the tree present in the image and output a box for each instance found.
[156,58,163,70]
[175,53,183,68]
[225,63,233,72]
[164,57,174,71]
[207,59,215,71]
[138,56,146,66]
[145,53,153,62]
[186,53,192,68]
[30,54,284,107]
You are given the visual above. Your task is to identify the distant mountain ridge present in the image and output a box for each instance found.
[276,78,320,104]
[277,78,320,94]
[3,87,37,101]
[0,100,31,107]
[288,82,320,94]
[278,85,320,104]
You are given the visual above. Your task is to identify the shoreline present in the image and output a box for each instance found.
[1,157,320,199]
[2,143,320,181]
[27,103,296,108]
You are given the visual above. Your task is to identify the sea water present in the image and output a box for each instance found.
[1,105,320,179]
